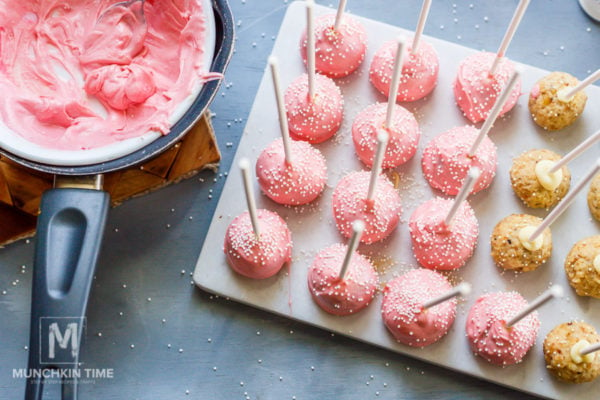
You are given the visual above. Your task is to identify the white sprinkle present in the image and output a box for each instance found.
[168,344,172,348]
[207,338,212,343]
[147,297,152,302]
[213,366,217,371]
[130,344,135,349]
[256,331,261,335]
[586,27,591,32]
[162,319,166,324]
[240,382,244,387]
[24,346,28,350]
[179,348,184,353]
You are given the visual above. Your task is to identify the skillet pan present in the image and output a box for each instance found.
[2,1,235,399]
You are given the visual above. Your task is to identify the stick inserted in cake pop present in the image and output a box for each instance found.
[467,70,520,157]
[422,282,471,309]
[333,0,347,30]
[366,132,390,201]
[269,57,293,163]
[549,129,600,173]
[529,158,600,242]
[306,0,316,99]
[444,167,480,227]
[505,285,564,328]
[239,158,261,237]
[411,0,432,54]
[385,37,406,128]
[338,220,366,280]
[489,0,531,76]
[579,341,600,357]
[558,69,600,102]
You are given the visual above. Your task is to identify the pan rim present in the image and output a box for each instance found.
[0,0,234,176]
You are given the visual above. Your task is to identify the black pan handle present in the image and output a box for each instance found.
[25,188,109,400]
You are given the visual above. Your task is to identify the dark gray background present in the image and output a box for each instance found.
[1,1,599,399]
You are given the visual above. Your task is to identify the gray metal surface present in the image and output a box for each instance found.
[1,1,598,399]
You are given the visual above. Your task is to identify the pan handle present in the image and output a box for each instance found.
[25,187,109,400]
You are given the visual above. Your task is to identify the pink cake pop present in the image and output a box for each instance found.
[256,139,327,206]
[409,191,479,270]
[421,125,497,195]
[466,291,549,366]
[454,52,521,123]
[369,37,439,102]
[382,269,468,347]
[224,159,292,279]
[307,222,379,316]
[299,1,367,78]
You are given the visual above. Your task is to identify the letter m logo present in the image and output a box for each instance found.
[40,317,85,365]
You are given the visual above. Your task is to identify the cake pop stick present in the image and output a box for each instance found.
[444,167,480,227]
[505,285,563,328]
[558,69,600,102]
[549,129,600,173]
[306,0,316,100]
[269,57,293,163]
[529,158,600,241]
[338,220,366,280]
[239,158,260,236]
[579,342,600,357]
[411,0,432,54]
[422,282,471,309]
[366,131,390,201]
[385,37,406,128]
[334,0,347,30]
[489,0,530,76]
[467,70,520,157]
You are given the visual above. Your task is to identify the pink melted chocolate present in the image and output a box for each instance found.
[0,0,213,150]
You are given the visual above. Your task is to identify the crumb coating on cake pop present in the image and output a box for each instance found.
[490,214,552,272]
[256,138,327,206]
[588,173,600,221]
[381,268,457,347]
[421,125,497,196]
[332,171,402,244]
[564,236,600,299]
[307,243,378,316]
[369,38,439,102]
[409,197,479,270]
[454,52,521,123]
[510,149,571,209]
[300,14,367,78]
[466,291,540,366]
[544,321,600,383]
[529,72,587,131]
[224,209,292,279]
[352,102,420,168]
[285,73,343,143]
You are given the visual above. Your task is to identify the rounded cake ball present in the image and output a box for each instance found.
[382,268,457,347]
[307,243,378,316]
[284,73,344,143]
[256,138,327,206]
[466,291,540,366]
[332,171,402,244]
[369,37,439,102]
[421,125,497,196]
[529,72,588,131]
[564,236,600,299]
[588,173,600,221]
[409,197,479,270]
[454,52,521,123]
[352,102,420,168]
[223,209,292,279]
[300,14,367,78]
[490,214,552,272]
[509,149,571,209]
[544,321,600,383]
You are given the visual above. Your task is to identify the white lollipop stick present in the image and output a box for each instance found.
[239,158,261,237]
[269,57,293,163]
[467,69,520,157]
[559,69,600,101]
[489,0,531,76]
[385,37,406,128]
[580,342,600,357]
[334,0,347,31]
[505,285,564,328]
[549,129,600,173]
[444,167,481,227]
[367,131,390,201]
[422,282,471,309]
[338,220,365,280]
[529,159,600,242]
[306,0,316,100]
[411,0,432,54]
